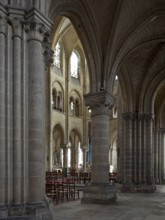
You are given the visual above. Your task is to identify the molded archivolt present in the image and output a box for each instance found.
[48,0,101,92]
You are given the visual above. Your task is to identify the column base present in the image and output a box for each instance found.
[121,183,156,193]
[0,197,55,220]
[81,183,117,205]
[135,183,156,193]
[121,183,136,193]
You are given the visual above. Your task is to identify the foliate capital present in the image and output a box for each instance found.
[10,17,22,38]
[122,112,133,121]
[43,30,54,68]
[143,113,155,122]
[84,90,116,116]
[132,112,143,121]
[25,18,46,42]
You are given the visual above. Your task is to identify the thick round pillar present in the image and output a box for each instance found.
[0,17,6,206]
[82,90,117,204]
[26,21,45,203]
[91,107,110,184]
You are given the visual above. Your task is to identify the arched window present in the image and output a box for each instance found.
[52,88,63,112]
[70,51,79,78]
[57,91,63,111]
[54,42,61,68]
[52,88,57,109]
[75,99,79,117]
[70,97,74,116]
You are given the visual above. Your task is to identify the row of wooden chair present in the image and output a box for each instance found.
[46,171,92,184]
[46,180,80,204]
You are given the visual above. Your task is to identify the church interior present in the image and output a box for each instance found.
[0,0,165,219]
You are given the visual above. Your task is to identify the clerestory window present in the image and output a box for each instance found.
[70,51,79,78]
[53,42,61,68]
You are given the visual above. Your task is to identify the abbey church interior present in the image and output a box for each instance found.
[0,0,165,219]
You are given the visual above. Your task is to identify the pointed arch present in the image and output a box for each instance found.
[140,69,165,113]
[108,11,165,93]
[48,0,102,92]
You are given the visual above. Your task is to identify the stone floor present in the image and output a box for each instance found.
[52,185,165,220]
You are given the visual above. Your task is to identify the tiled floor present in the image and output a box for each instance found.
[52,185,165,220]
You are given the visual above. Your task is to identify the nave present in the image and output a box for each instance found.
[52,185,165,220]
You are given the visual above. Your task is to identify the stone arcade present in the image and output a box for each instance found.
[0,0,165,219]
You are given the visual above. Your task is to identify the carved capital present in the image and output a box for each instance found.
[0,16,7,35]
[143,113,155,122]
[122,112,133,121]
[25,18,46,42]
[84,90,116,111]
[82,145,88,151]
[10,17,22,38]
[160,128,165,133]
[137,112,144,121]
[84,91,116,116]
[132,112,143,121]
[43,30,54,69]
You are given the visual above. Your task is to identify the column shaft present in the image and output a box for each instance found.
[12,18,22,204]
[158,130,162,183]
[27,24,45,203]
[154,130,159,183]
[133,115,137,183]
[0,18,6,205]
[82,90,116,204]
[92,114,109,184]
[137,115,142,184]
[144,114,154,185]
[123,113,133,185]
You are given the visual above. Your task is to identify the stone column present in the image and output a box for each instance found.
[25,16,54,219]
[154,129,159,183]
[11,17,22,204]
[143,114,155,192]
[81,90,117,204]
[137,113,143,185]
[44,36,54,171]
[133,113,137,184]
[0,16,7,207]
[82,145,88,172]
[121,112,134,192]
[26,20,46,203]
[160,129,165,183]
[63,144,67,168]
[158,129,163,183]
